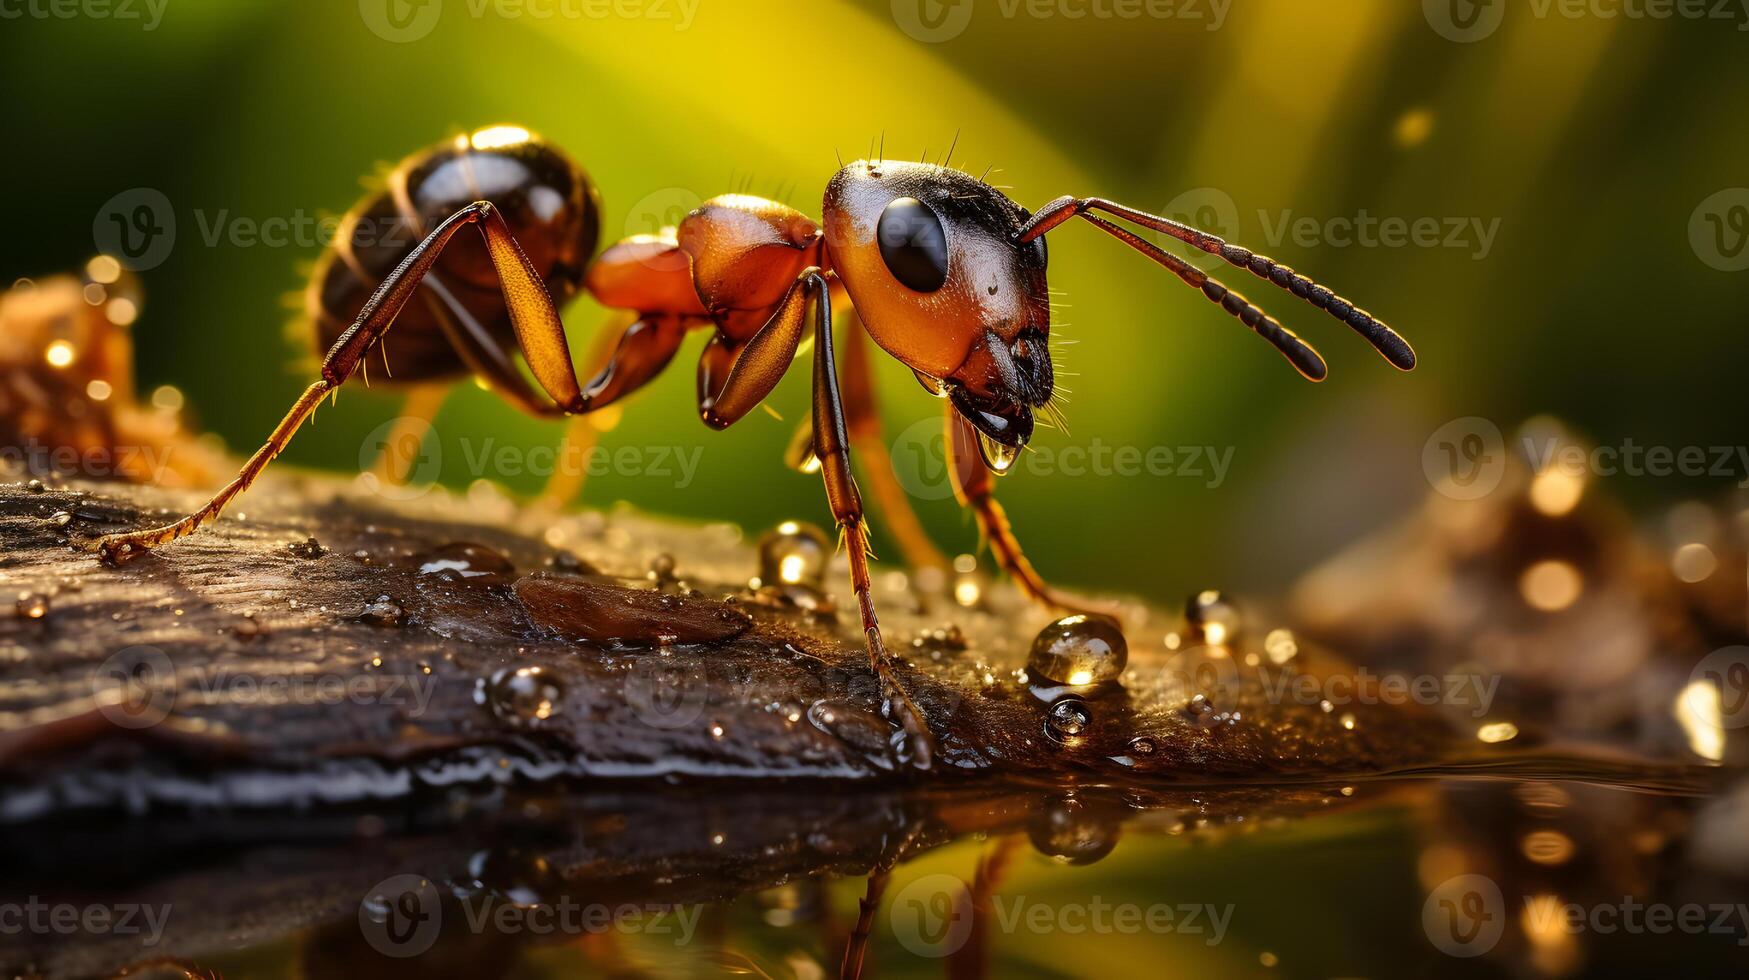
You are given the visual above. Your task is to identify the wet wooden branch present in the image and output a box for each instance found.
[0,470,1458,823]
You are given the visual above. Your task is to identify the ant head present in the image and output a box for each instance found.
[824,160,1053,457]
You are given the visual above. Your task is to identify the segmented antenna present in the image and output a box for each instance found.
[1080,199,1415,370]
[1081,214,1328,381]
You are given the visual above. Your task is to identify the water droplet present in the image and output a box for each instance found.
[1185,590,1242,645]
[25,479,45,494]
[48,511,72,528]
[1028,796,1119,864]
[648,553,678,583]
[480,666,563,728]
[757,521,831,588]
[1028,614,1127,686]
[1127,736,1157,756]
[1045,698,1091,741]
[975,430,1020,475]
[418,542,514,582]
[913,370,949,397]
[1185,693,1212,718]
[358,596,407,627]
[807,698,899,770]
[15,592,49,620]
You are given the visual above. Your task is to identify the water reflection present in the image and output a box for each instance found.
[0,769,1740,978]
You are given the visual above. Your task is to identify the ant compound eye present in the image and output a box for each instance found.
[877,197,949,293]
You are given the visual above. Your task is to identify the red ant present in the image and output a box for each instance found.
[93,125,1415,765]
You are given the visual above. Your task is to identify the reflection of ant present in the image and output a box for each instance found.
[93,126,1414,764]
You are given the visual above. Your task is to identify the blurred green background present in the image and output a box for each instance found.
[4,0,1747,601]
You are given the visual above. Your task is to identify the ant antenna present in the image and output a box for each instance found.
[1018,198,1414,372]
[1081,214,1328,380]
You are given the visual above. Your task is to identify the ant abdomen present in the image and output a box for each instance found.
[304,126,601,383]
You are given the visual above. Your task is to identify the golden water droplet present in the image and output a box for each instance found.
[85,379,113,401]
[1028,614,1128,686]
[975,431,1020,474]
[757,521,830,588]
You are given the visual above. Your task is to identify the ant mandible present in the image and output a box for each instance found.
[93,125,1416,767]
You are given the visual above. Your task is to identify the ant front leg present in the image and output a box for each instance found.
[94,201,587,562]
[947,412,1119,618]
[839,314,949,573]
[804,273,937,768]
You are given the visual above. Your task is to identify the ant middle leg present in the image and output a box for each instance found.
[947,411,1119,617]
[94,201,588,561]
[698,269,936,767]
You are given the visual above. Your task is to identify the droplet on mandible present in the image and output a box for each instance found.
[757,521,831,589]
[976,431,1020,475]
[1028,614,1128,686]
[1185,590,1242,645]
